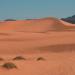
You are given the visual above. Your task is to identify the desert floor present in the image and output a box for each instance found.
[0,31,75,75]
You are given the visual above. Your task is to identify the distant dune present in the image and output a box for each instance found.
[0,17,75,32]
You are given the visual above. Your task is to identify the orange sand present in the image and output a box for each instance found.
[0,17,75,75]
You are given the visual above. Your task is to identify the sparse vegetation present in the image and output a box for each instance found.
[13,56,26,60]
[0,58,4,61]
[36,57,45,61]
[4,19,16,21]
[2,62,17,69]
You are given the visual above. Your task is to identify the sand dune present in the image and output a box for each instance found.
[0,31,74,54]
[0,17,75,75]
[0,17,75,53]
[0,17,75,32]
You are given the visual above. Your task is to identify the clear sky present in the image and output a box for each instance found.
[0,0,75,20]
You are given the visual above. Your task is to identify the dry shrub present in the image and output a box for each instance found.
[4,19,16,21]
[13,56,26,60]
[36,57,45,61]
[0,58,4,61]
[2,62,17,69]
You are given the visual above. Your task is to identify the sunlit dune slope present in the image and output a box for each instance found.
[0,31,74,54]
[0,17,75,75]
[0,17,75,54]
[0,17,75,32]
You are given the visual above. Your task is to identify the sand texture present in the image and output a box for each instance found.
[0,17,75,75]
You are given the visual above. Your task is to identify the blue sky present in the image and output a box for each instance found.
[0,0,75,20]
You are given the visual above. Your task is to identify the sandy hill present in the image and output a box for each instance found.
[0,17,75,75]
[0,17,75,32]
[0,17,75,54]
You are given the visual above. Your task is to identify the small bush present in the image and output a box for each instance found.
[0,58,4,61]
[4,19,16,21]
[13,56,26,60]
[36,57,45,61]
[2,62,17,69]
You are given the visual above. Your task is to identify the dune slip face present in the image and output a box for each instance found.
[0,17,75,75]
